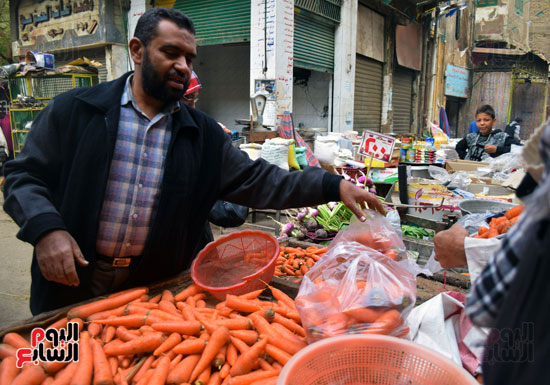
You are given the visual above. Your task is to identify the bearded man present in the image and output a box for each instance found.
[3,8,383,314]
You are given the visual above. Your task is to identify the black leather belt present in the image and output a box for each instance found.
[96,254,141,267]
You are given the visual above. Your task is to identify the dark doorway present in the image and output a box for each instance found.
[445,97,464,138]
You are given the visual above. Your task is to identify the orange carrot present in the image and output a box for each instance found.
[239,289,265,300]
[107,357,118,377]
[70,331,93,385]
[219,363,231,379]
[103,326,116,344]
[195,365,211,385]
[229,337,250,355]
[213,318,251,330]
[87,322,103,338]
[159,300,182,317]
[229,330,259,345]
[225,295,262,313]
[272,313,305,337]
[67,288,148,320]
[172,338,207,355]
[148,355,171,385]
[174,284,203,302]
[258,358,273,371]
[362,309,403,335]
[148,294,162,304]
[0,356,19,385]
[228,369,280,385]
[132,356,154,384]
[343,307,384,323]
[270,323,306,349]
[230,338,268,376]
[264,344,291,365]
[10,364,46,385]
[0,343,16,359]
[88,305,127,322]
[226,343,238,366]
[161,289,175,303]
[166,354,201,385]
[115,326,139,342]
[153,332,182,356]
[189,327,231,382]
[213,344,227,369]
[3,332,31,350]
[207,372,222,385]
[51,361,78,385]
[91,338,114,385]
[135,368,154,385]
[104,333,165,356]
[249,314,301,355]
[268,287,296,311]
[151,320,202,335]
[505,205,523,220]
[92,314,147,328]
[248,376,278,385]
[117,368,129,385]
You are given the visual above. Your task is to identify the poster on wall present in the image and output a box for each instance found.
[359,130,395,161]
[255,79,276,127]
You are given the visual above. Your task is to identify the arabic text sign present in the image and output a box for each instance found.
[359,130,396,162]
[445,64,469,98]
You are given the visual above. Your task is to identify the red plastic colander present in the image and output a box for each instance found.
[191,230,280,300]
[277,334,478,385]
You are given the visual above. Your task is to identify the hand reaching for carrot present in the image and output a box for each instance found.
[338,179,385,220]
[35,230,89,286]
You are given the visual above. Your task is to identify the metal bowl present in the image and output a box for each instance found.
[458,199,518,216]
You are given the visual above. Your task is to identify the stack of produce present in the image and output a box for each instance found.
[401,224,434,239]
[415,148,435,163]
[474,205,523,238]
[0,284,307,385]
[274,246,327,277]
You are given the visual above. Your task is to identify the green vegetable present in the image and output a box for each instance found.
[401,224,434,239]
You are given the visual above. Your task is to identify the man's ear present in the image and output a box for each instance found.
[129,37,144,65]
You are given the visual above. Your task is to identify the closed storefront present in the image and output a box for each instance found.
[171,0,251,46]
[392,66,414,133]
[354,55,383,133]
[294,9,335,73]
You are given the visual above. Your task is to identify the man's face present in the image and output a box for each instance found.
[476,113,496,136]
[140,19,197,102]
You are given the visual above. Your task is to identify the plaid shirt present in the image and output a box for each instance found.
[466,120,550,327]
[96,76,179,258]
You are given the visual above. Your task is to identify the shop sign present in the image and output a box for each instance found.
[445,64,469,98]
[359,130,396,162]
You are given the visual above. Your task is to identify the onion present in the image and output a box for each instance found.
[296,211,306,222]
[369,188,377,194]
[328,202,338,210]
[277,234,289,242]
[282,222,294,235]
[357,176,366,184]
[308,208,319,217]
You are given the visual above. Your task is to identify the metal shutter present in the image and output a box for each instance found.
[294,9,335,73]
[353,54,383,133]
[173,0,250,46]
[392,66,414,133]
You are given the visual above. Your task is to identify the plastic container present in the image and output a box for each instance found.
[277,334,478,385]
[458,199,517,216]
[191,230,280,300]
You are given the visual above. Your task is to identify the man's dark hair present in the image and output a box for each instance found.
[475,104,496,119]
[134,8,195,47]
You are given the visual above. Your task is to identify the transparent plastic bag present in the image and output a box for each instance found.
[428,166,471,189]
[295,241,416,344]
[488,152,524,180]
[330,210,406,261]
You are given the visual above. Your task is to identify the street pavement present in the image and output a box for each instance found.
[0,194,33,328]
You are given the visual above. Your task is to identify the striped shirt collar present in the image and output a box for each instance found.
[121,74,181,118]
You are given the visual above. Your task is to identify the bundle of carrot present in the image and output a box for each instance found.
[473,204,524,239]
[0,284,306,385]
[274,246,327,277]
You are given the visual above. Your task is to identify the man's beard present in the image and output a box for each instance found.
[141,49,188,102]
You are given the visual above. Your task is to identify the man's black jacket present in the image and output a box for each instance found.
[2,72,341,314]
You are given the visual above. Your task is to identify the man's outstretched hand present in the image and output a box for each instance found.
[35,230,89,286]
[339,179,385,220]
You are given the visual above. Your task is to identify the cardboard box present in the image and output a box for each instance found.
[466,184,515,196]
[445,160,489,173]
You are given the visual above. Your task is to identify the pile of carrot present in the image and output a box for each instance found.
[0,284,307,385]
[473,204,524,239]
[274,246,327,277]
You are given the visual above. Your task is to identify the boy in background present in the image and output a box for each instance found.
[456,105,513,161]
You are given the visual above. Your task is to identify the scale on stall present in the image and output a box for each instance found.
[236,92,277,143]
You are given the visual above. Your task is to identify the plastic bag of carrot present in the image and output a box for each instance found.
[295,212,416,344]
[0,284,305,385]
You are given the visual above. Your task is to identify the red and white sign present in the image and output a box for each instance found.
[359,130,396,162]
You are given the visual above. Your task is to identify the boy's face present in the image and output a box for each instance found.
[476,113,496,136]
